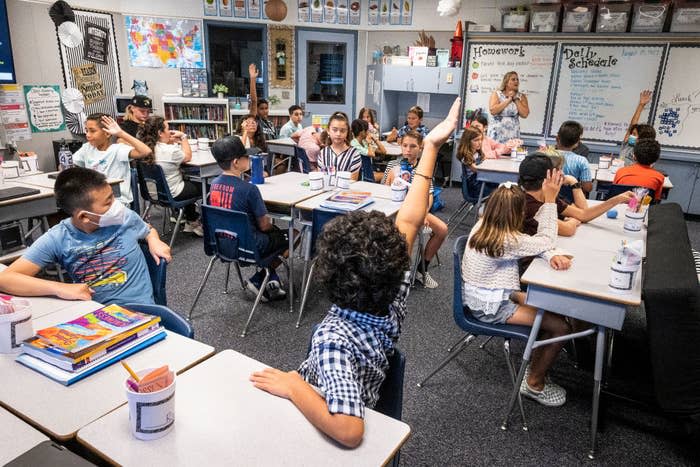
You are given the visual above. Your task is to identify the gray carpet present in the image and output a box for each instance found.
[152,186,697,466]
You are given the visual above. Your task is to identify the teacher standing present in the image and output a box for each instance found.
[488,71,529,143]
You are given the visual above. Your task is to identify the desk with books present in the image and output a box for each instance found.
[77,349,411,467]
[349,180,394,199]
[0,303,214,441]
[0,406,49,465]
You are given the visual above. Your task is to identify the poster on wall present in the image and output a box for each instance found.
[219,0,232,17]
[262,0,269,19]
[71,63,105,105]
[337,0,349,24]
[349,1,360,24]
[234,0,246,17]
[125,16,205,68]
[390,0,400,25]
[180,68,208,97]
[380,0,389,24]
[401,0,413,25]
[298,0,310,21]
[203,0,218,16]
[0,84,31,142]
[324,1,337,23]
[247,0,261,18]
[83,22,109,65]
[311,0,323,22]
[368,0,379,25]
[24,85,65,133]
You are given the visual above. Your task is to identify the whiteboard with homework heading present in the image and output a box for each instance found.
[463,42,557,136]
[653,45,700,150]
[549,43,666,143]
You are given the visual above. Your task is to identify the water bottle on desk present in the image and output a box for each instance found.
[250,154,265,185]
[58,140,73,171]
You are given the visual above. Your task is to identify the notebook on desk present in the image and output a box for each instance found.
[0,186,41,202]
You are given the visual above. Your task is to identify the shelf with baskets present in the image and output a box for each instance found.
[162,97,230,140]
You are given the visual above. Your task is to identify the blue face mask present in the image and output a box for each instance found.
[628,135,637,146]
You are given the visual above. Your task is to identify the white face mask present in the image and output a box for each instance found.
[83,200,126,227]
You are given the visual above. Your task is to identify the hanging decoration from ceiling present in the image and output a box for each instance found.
[50,1,83,48]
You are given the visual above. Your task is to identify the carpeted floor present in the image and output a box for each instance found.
[152,186,698,466]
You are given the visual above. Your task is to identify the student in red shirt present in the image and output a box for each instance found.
[613,138,665,201]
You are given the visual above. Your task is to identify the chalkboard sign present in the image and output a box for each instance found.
[464,42,557,136]
[653,45,700,150]
[549,43,665,143]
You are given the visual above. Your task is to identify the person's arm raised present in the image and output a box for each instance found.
[248,63,259,118]
[395,97,459,254]
[623,90,652,142]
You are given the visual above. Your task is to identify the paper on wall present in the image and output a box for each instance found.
[417,93,430,113]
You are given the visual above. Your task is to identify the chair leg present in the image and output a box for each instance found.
[188,256,216,320]
[241,268,270,337]
[417,334,476,387]
[168,209,184,249]
[503,339,528,431]
[161,207,168,235]
[479,336,495,350]
[446,203,474,238]
[296,261,316,328]
[447,333,469,352]
[234,262,246,290]
[142,202,152,221]
[446,200,469,225]
[410,230,425,287]
[223,263,231,294]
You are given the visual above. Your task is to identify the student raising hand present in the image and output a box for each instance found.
[541,169,563,203]
[639,89,652,106]
[249,63,259,80]
[100,115,123,136]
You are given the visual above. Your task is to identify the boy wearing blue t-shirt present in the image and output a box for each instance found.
[0,167,171,305]
[556,121,593,193]
[208,136,288,301]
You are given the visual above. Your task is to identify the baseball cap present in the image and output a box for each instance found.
[518,153,553,185]
[130,95,154,110]
[211,136,260,166]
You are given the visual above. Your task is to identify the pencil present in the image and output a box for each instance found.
[121,360,140,382]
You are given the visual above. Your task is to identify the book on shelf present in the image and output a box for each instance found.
[320,191,374,212]
[164,103,226,121]
[16,329,167,386]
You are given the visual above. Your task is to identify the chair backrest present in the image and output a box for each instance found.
[559,185,574,204]
[461,163,481,204]
[201,204,260,264]
[124,303,194,338]
[360,155,376,183]
[136,162,175,206]
[130,168,140,213]
[139,242,167,306]
[293,146,311,174]
[604,184,655,202]
[309,208,344,258]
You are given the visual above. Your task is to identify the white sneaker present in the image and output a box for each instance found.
[520,377,566,407]
[419,271,439,289]
[265,280,287,301]
[170,216,186,225]
[183,220,204,237]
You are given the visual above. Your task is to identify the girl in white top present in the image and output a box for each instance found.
[140,116,203,237]
[462,170,571,407]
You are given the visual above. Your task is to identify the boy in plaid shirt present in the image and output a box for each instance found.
[249,99,461,447]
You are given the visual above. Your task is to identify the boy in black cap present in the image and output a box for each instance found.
[519,153,632,237]
[120,95,154,138]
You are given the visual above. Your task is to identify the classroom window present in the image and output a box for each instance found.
[306,41,346,105]
[206,23,264,99]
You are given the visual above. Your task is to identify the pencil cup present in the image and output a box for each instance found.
[197,137,210,150]
[0,299,32,354]
[391,184,407,202]
[188,139,198,151]
[125,369,176,441]
[337,171,352,189]
[309,172,324,191]
[609,262,640,292]
[623,209,645,232]
[20,155,38,173]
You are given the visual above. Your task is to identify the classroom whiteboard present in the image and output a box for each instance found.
[653,45,700,150]
[464,42,556,136]
[549,43,665,143]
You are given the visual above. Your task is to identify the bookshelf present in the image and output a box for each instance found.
[162,97,231,140]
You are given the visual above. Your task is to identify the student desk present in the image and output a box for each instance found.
[504,202,644,459]
[267,137,296,171]
[77,349,411,467]
[0,181,56,225]
[256,172,321,313]
[473,158,521,212]
[28,296,103,320]
[0,406,49,465]
[349,180,394,199]
[0,303,215,441]
[182,150,222,203]
[383,142,402,156]
[295,190,401,218]
[17,171,123,192]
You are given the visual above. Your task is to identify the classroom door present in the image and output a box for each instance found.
[296,29,356,126]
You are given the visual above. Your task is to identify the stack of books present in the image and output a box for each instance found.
[320,191,374,212]
[16,304,166,386]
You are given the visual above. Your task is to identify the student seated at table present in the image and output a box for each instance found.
[381,130,447,289]
[386,105,429,143]
[292,127,327,171]
[469,113,519,159]
[317,112,361,180]
[278,105,304,139]
[350,119,385,182]
[555,121,593,194]
[462,172,572,406]
[72,113,151,207]
[613,138,664,202]
[249,98,461,448]
[456,126,489,200]
[209,136,287,300]
[238,114,268,153]
[358,106,380,141]
[620,90,655,165]
[248,64,276,141]
[519,154,633,237]
[0,167,171,304]
[139,116,203,237]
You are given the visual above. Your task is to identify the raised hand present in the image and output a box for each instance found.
[249,63,259,80]
[424,97,460,148]
[100,115,123,136]
[639,90,652,106]
[541,168,563,203]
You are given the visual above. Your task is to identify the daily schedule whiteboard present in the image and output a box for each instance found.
[549,43,665,143]
[464,42,557,136]
[653,45,700,150]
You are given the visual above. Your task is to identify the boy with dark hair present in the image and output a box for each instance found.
[520,154,632,237]
[248,64,277,140]
[614,138,665,201]
[279,105,304,138]
[249,98,461,448]
[209,136,287,300]
[556,121,593,193]
[0,167,171,305]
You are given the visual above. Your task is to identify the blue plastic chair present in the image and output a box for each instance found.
[130,168,140,214]
[136,162,199,249]
[604,183,655,203]
[188,204,290,337]
[446,164,488,238]
[360,155,376,183]
[293,146,311,174]
[296,208,343,327]
[124,303,194,338]
[139,242,167,307]
[417,235,530,430]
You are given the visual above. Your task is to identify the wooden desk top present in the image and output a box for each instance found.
[77,349,411,467]
[0,406,49,465]
[0,304,214,441]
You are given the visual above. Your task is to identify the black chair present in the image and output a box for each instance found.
[293,146,311,174]
[360,155,376,183]
[125,303,194,338]
[130,168,140,214]
[604,184,655,202]
[139,242,167,307]
[417,235,530,429]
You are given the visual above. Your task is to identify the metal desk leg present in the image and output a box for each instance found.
[589,325,606,460]
[474,182,487,218]
[288,207,295,313]
[201,178,208,205]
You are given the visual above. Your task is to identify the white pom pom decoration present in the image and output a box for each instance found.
[437,0,461,17]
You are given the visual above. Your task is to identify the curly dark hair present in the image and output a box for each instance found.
[315,211,409,316]
[137,115,165,164]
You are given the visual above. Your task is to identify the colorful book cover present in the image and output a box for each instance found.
[321,191,374,212]
[35,304,155,354]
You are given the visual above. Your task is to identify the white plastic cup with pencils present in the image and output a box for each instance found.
[123,362,176,441]
[623,188,651,233]
[608,240,643,293]
[336,171,352,189]
[0,298,32,354]
[309,172,324,191]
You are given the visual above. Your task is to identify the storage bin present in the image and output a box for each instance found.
[530,3,562,31]
[501,9,530,32]
[670,0,700,32]
[562,2,596,32]
[630,0,671,32]
[596,1,632,32]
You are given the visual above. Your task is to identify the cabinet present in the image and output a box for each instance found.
[381,66,461,94]
[162,97,230,140]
